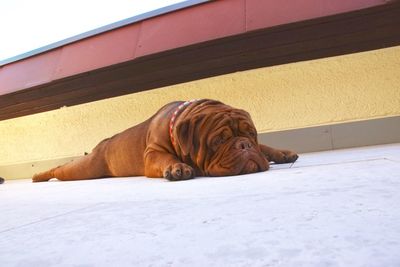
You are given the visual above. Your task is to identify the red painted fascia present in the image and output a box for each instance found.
[0,0,388,96]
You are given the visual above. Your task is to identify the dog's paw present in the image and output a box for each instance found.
[163,163,195,181]
[272,150,299,164]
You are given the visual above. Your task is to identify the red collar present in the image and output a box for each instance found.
[169,99,198,146]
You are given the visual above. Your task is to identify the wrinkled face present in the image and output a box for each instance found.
[175,103,269,176]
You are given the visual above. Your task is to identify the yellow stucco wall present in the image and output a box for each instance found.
[0,46,399,165]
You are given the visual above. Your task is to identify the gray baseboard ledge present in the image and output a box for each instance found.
[258,116,400,153]
[0,156,79,181]
[1,115,399,180]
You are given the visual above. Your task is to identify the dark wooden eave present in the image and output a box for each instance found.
[0,2,399,121]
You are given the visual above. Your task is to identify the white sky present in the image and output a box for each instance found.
[0,0,186,61]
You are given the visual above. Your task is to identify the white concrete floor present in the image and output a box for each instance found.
[1,143,400,267]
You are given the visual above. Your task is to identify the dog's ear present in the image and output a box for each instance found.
[175,114,206,157]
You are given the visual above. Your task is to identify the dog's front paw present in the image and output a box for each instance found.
[163,163,195,181]
[272,150,299,164]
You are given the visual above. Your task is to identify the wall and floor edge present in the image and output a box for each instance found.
[1,116,399,180]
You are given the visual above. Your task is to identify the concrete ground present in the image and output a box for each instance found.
[1,143,399,267]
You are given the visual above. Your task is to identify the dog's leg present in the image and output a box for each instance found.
[32,152,109,182]
[144,150,195,181]
[259,144,298,164]
[32,165,60,182]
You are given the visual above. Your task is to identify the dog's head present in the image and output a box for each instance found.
[173,100,269,176]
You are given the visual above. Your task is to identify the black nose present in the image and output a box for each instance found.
[236,140,252,150]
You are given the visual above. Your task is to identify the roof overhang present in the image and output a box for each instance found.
[1,0,399,121]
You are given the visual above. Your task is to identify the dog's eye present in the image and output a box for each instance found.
[249,132,256,138]
[213,136,224,147]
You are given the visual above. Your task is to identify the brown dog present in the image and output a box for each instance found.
[33,99,298,182]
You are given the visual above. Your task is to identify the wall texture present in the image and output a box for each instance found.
[0,46,399,165]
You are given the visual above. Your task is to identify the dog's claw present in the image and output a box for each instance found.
[163,169,171,179]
